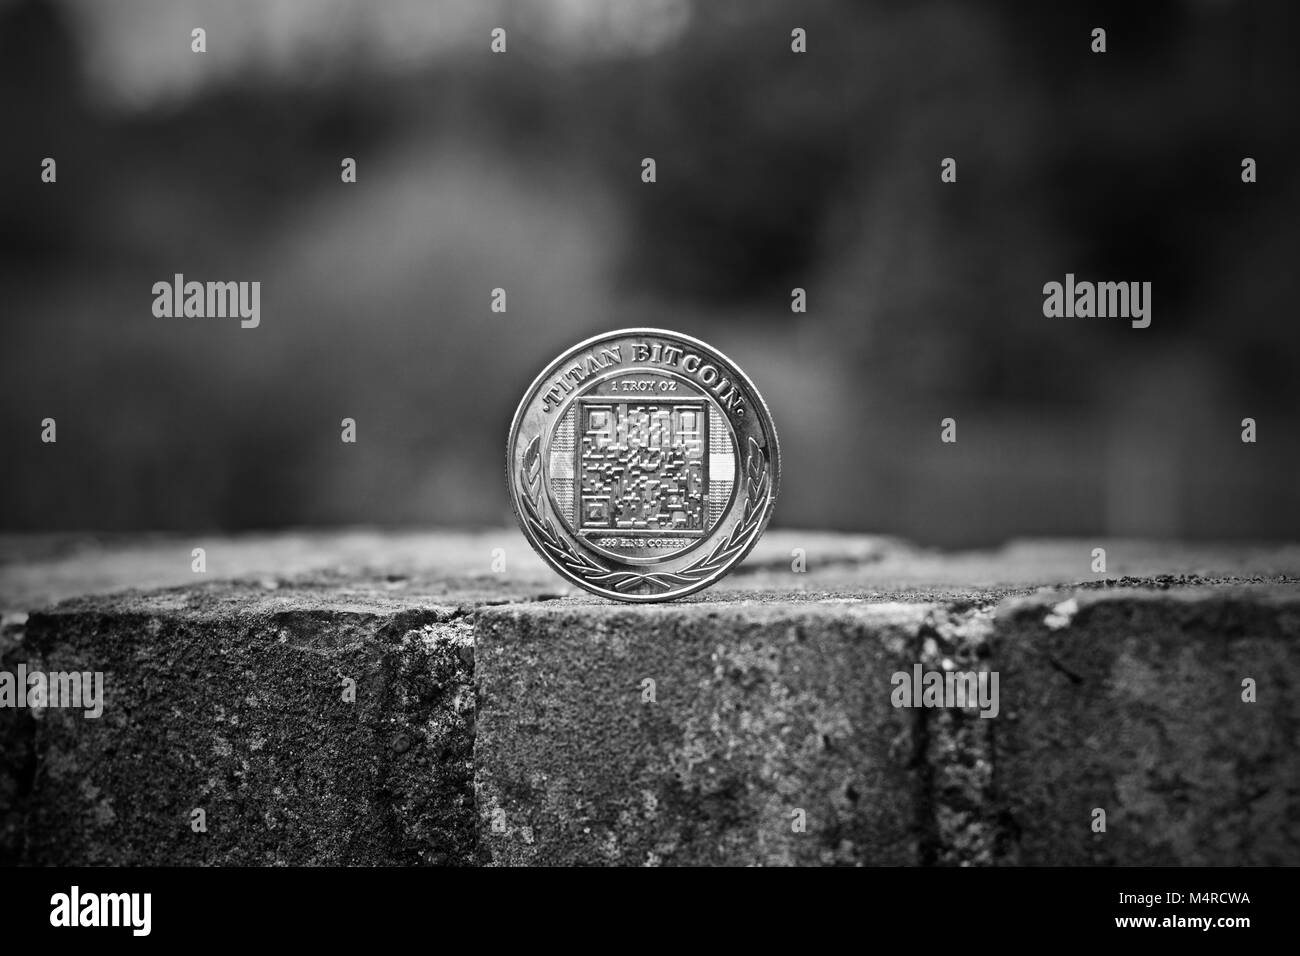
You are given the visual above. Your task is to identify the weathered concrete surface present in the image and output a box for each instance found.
[989,588,1300,865]
[472,586,1300,866]
[3,586,475,865]
[475,602,927,866]
[0,616,33,863]
[0,529,909,616]
[2,531,1298,866]
[6,529,1295,614]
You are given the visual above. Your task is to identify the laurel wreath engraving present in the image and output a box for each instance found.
[520,432,771,594]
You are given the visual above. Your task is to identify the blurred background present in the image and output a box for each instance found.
[1,0,1297,546]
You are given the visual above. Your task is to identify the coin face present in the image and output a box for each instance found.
[507,329,780,602]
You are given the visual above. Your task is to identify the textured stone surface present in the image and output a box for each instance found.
[4,586,475,865]
[0,615,34,862]
[989,587,1300,866]
[472,586,1300,866]
[1,532,1298,866]
[475,601,927,866]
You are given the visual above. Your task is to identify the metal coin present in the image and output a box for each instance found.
[507,329,780,602]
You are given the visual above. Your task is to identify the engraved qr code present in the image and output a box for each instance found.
[578,401,707,533]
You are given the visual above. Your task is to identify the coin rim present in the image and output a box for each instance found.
[506,327,781,602]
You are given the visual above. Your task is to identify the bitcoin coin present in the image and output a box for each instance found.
[507,329,780,602]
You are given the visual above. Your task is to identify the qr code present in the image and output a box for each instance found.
[578,402,706,532]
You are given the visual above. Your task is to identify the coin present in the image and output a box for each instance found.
[507,329,780,602]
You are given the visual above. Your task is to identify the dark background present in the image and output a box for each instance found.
[2,0,1297,546]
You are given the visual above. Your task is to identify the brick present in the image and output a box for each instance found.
[474,601,927,865]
